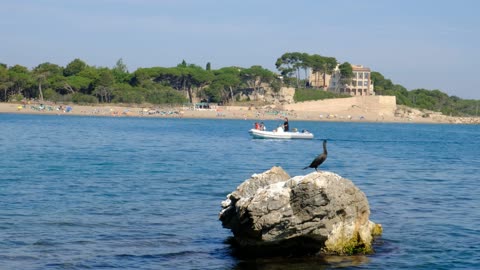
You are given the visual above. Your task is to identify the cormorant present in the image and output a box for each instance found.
[303,140,328,171]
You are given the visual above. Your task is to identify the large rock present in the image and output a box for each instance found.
[219,166,382,256]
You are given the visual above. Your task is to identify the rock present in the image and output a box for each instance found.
[219,166,382,256]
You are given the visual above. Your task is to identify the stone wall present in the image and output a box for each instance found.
[283,96,397,117]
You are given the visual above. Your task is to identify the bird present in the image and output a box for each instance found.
[303,140,328,171]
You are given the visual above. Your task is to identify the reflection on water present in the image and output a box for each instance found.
[233,254,370,270]
[227,235,377,269]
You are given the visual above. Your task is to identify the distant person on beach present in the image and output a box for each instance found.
[283,117,289,132]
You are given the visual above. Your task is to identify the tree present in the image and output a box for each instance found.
[298,53,311,87]
[112,58,130,83]
[93,69,115,102]
[64,58,87,76]
[0,65,13,101]
[147,62,214,103]
[337,62,354,91]
[33,62,62,101]
[240,65,275,101]
[77,66,100,82]
[185,64,214,103]
[207,67,241,103]
[320,57,337,88]
[276,52,304,87]
[111,83,146,104]
[371,71,394,95]
[63,76,92,94]
[206,62,211,71]
[8,65,31,99]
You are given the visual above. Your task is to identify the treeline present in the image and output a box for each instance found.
[0,53,478,116]
[0,53,353,106]
[371,72,479,116]
[0,58,282,105]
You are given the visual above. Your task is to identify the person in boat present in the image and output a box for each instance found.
[283,117,289,132]
[254,122,260,130]
[260,122,266,131]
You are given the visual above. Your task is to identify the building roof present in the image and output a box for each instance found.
[351,65,371,72]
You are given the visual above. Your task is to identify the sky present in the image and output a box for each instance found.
[1,0,479,99]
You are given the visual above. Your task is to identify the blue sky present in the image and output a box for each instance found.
[1,0,479,99]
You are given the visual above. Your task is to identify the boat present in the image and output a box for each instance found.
[249,128,314,139]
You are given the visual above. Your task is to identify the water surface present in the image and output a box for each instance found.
[1,114,479,269]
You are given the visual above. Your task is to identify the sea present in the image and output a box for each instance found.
[0,114,479,270]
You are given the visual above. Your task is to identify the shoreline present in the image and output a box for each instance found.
[1,102,479,124]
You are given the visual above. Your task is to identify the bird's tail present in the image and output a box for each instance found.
[303,166,309,170]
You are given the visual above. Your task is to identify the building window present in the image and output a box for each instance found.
[364,73,369,79]
[364,81,368,86]
[359,72,363,79]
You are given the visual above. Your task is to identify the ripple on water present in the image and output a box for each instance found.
[0,115,479,269]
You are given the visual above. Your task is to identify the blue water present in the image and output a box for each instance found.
[1,114,479,269]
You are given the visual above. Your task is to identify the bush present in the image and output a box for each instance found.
[43,88,63,102]
[294,88,349,102]
[112,90,146,104]
[146,88,187,104]
[8,93,24,102]
[71,93,98,104]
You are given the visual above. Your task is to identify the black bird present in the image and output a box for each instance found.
[303,140,328,171]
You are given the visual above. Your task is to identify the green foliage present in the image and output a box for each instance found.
[0,65,8,80]
[34,62,63,76]
[65,75,92,93]
[201,85,223,103]
[9,64,29,74]
[43,88,63,102]
[270,79,282,92]
[111,83,146,104]
[241,65,275,88]
[294,88,350,102]
[64,58,87,76]
[95,68,115,87]
[276,52,338,88]
[372,71,480,116]
[8,93,24,102]
[202,67,242,103]
[71,93,98,104]
[338,62,354,85]
[112,58,130,83]
[145,87,187,104]
[77,66,100,81]
[275,52,302,77]
[8,67,33,98]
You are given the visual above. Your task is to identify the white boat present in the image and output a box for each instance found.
[249,128,314,139]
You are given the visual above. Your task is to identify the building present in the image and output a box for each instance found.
[309,64,375,96]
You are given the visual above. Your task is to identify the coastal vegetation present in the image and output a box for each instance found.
[0,53,478,116]
[294,88,350,102]
[370,72,479,116]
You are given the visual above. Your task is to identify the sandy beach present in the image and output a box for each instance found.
[1,101,478,124]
